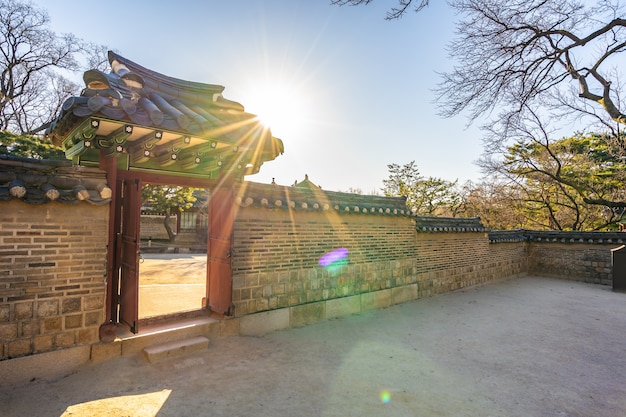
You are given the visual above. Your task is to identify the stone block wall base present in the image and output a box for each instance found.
[239,284,419,336]
[0,345,91,388]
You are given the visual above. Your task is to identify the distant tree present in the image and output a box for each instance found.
[479,125,626,230]
[458,180,530,230]
[382,161,461,215]
[141,184,198,242]
[0,130,64,159]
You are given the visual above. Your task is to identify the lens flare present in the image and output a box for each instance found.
[319,248,348,267]
[380,390,391,404]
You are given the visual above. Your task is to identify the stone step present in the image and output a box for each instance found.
[143,336,209,363]
[120,316,218,356]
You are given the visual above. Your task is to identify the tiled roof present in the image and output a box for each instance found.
[488,229,528,243]
[488,229,626,244]
[235,178,410,216]
[414,216,487,233]
[525,230,626,244]
[46,51,283,178]
[0,155,111,205]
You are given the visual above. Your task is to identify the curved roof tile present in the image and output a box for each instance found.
[46,52,283,178]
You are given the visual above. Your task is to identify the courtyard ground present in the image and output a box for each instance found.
[138,253,206,318]
[2,276,626,417]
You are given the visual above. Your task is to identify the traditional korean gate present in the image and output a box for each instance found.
[47,51,284,341]
[118,178,141,333]
[111,172,235,332]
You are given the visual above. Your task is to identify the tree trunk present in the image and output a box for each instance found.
[163,209,176,242]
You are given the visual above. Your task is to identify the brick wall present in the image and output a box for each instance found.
[232,207,417,316]
[529,243,615,285]
[230,207,528,319]
[492,230,625,285]
[0,200,108,360]
[415,233,528,298]
[140,215,177,241]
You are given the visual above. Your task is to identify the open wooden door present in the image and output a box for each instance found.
[119,178,141,333]
[207,187,235,315]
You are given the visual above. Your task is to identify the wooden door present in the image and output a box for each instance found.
[207,187,235,315]
[119,178,141,333]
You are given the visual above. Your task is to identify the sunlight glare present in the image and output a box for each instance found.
[244,81,309,138]
[61,389,172,416]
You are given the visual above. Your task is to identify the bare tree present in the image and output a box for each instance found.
[437,0,626,128]
[330,0,429,20]
[332,0,626,138]
[0,0,83,133]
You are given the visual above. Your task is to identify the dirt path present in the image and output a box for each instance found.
[3,277,626,417]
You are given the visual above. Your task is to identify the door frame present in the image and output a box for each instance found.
[104,165,234,333]
[117,177,141,333]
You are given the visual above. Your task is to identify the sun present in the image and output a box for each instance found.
[243,81,308,138]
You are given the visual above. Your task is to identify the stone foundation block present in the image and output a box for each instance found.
[55,331,76,348]
[219,317,240,337]
[62,298,81,314]
[290,302,325,327]
[84,295,104,310]
[326,295,361,319]
[240,309,289,336]
[0,345,91,387]
[91,341,122,363]
[8,338,32,358]
[42,317,61,332]
[78,328,98,344]
[37,300,58,317]
[65,314,82,329]
[33,334,53,352]
[15,302,33,320]
[0,305,9,322]
[361,289,391,311]
[391,284,418,305]
[0,323,17,339]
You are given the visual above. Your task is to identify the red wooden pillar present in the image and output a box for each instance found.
[99,151,120,340]
[207,185,235,315]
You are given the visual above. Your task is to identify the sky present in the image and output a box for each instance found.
[34,0,486,193]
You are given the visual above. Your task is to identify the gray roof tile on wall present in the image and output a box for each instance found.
[235,180,410,216]
[414,215,488,233]
[0,155,111,205]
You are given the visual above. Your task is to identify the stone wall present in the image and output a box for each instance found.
[0,200,108,360]
[414,233,528,298]
[524,231,624,285]
[140,215,177,241]
[529,243,613,284]
[232,207,417,317]
[229,188,529,323]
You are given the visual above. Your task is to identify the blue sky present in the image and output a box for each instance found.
[36,0,486,193]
